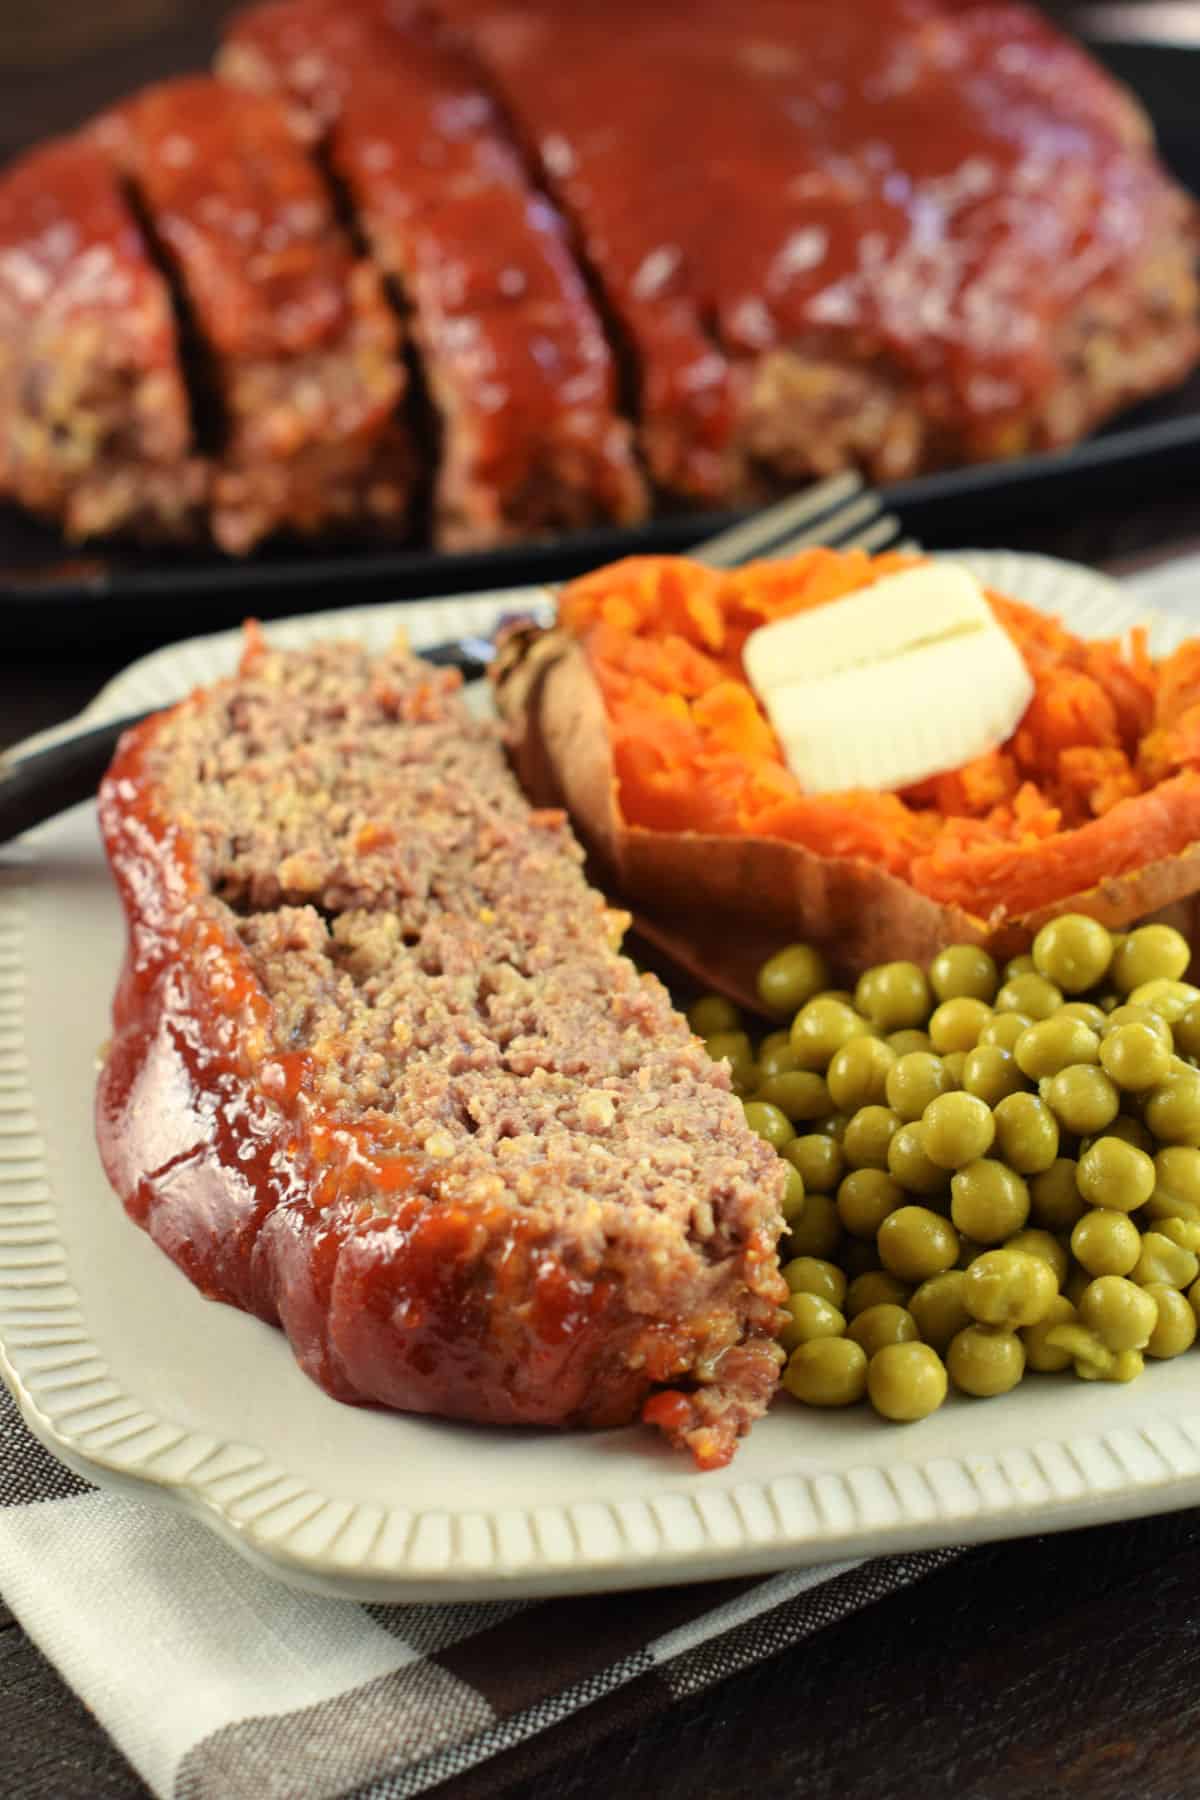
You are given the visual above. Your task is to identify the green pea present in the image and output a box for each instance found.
[979,1012,1034,1052]
[1111,924,1191,994]
[921,1092,995,1170]
[855,962,932,1031]
[826,1036,897,1111]
[705,1030,756,1085]
[908,1270,971,1352]
[688,994,741,1037]
[847,1303,919,1359]
[790,998,869,1071]
[867,1342,948,1421]
[992,1092,1060,1174]
[877,1205,959,1282]
[1144,1072,1200,1146]
[1059,1002,1109,1033]
[961,1044,1025,1108]
[836,1168,905,1239]
[780,1162,806,1223]
[783,1338,868,1407]
[783,1133,845,1194]
[950,1159,1030,1243]
[1173,1001,1200,1061]
[1145,1284,1198,1358]
[1077,1275,1158,1352]
[1146,1146,1200,1220]
[841,1105,901,1171]
[1031,914,1113,993]
[1076,1136,1156,1212]
[1042,1065,1120,1136]
[1071,1207,1141,1277]
[779,1291,847,1352]
[754,1070,832,1122]
[742,1100,794,1150]
[782,1256,847,1306]
[995,973,1063,1020]
[886,1052,953,1123]
[888,1122,952,1197]
[929,944,999,1004]
[1100,1021,1174,1093]
[946,1324,1025,1396]
[757,1041,803,1079]
[757,943,830,1018]
[929,997,992,1055]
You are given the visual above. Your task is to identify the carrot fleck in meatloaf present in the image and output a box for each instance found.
[220,0,647,549]
[440,0,1200,505]
[94,77,413,554]
[0,136,205,541]
[96,636,787,1468]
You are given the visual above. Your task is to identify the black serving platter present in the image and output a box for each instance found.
[3,33,1199,653]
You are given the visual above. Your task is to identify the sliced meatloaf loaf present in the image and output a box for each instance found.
[0,136,205,541]
[94,77,413,553]
[96,634,786,1468]
[438,0,1200,505]
[220,0,647,549]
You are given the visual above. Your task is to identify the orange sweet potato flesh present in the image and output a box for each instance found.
[493,551,1200,981]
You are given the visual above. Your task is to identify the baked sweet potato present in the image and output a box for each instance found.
[493,552,1200,986]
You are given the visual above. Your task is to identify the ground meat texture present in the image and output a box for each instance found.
[96,636,786,1468]
[0,136,205,541]
[437,0,1200,504]
[93,77,412,553]
[219,0,647,549]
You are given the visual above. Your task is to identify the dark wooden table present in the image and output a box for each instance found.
[6,3,1200,1797]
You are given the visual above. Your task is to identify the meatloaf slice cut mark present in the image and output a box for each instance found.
[218,0,648,551]
[434,0,1199,501]
[0,135,206,542]
[114,165,227,462]
[92,76,414,555]
[98,637,788,1468]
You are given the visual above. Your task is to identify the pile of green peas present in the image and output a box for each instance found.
[692,915,1200,1424]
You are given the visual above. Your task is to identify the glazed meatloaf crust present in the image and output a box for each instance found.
[221,0,648,549]
[0,136,205,541]
[96,635,787,1469]
[94,77,413,554]
[439,0,1200,504]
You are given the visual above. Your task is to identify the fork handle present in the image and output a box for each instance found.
[0,713,146,846]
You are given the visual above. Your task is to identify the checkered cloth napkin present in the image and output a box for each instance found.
[0,1383,957,1798]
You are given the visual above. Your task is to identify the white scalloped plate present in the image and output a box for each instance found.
[6,552,1200,1603]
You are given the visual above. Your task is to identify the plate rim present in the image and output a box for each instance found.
[5,551,1200,1603]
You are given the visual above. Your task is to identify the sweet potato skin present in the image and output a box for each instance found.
[493,625,1200,984]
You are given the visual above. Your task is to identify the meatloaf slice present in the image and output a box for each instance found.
[0,136,205,541]
[220,0,647,549]
[96,634,786,1469]
[437,0,1200,505]
[93,77,413,554]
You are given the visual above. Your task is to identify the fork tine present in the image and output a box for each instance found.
[763,503,904,563]
[695,470,867,568]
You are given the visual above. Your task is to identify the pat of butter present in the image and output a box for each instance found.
[741,561,1035,795]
